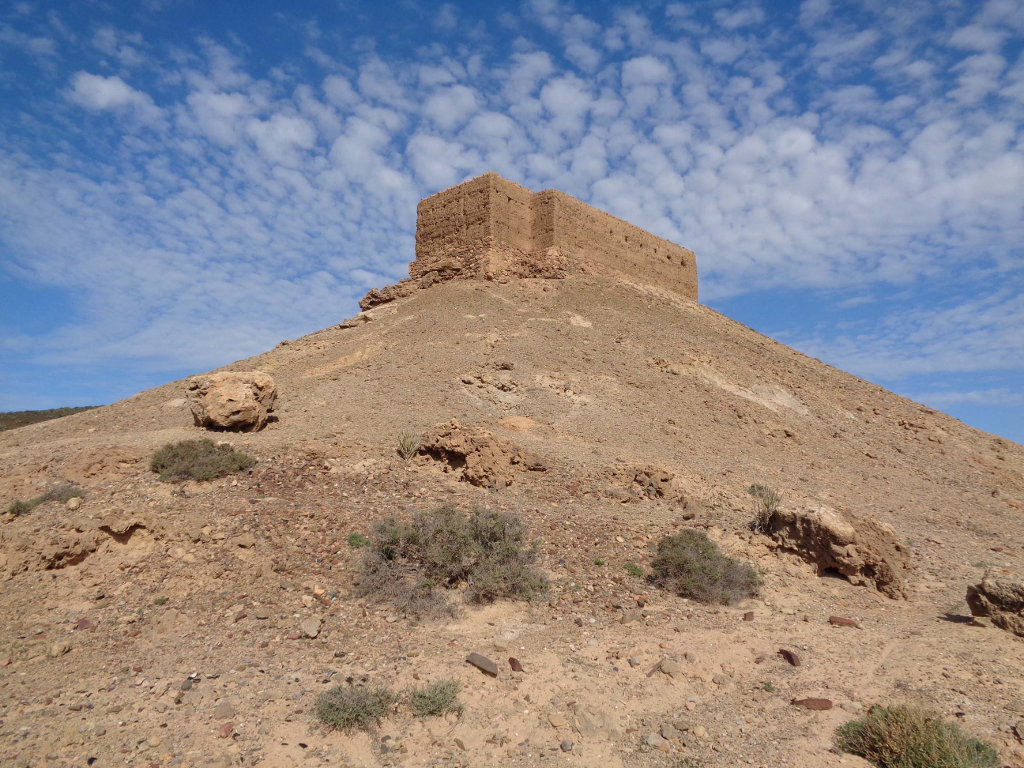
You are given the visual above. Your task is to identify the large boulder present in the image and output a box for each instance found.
[765,505,911,599]
[186,371,277,432]
[419,419,546,488]
[967,569,1024,636]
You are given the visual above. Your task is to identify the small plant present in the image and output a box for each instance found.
[650,529,760,605]
[762,682,776,692]
[359,506,547,617]
[5,483,85,516]
[150,439,255,482]
[835,705,999,768]
[408,678,463,718]
[593,557,605,566]
[397,432,421,461]
[624,562,644,578]
[153,596,168,606]
[315,684,399,733]
[347,532,370,548]
[747,483,781,533]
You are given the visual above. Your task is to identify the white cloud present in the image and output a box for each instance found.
[949,24,1009,52]
[422,84,480,130]
[435,3,457,31]
[68,71,161,122]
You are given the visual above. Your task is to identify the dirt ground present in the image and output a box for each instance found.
[2,272,1023,767]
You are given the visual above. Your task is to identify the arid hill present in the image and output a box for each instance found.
[2,178,1023,768]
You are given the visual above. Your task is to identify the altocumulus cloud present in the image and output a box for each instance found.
[0,0,1022,440]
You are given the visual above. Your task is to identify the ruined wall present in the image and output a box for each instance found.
[413,172,698,300]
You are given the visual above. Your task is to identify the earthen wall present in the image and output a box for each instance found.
[414,172,697,300]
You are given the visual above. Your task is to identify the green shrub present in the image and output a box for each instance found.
[5,483,85,516]
[624,563,644,578]
[835,705,999,768]
[315,684,399,733]
[408,678,463,717]
[359,507,547,616]
[397,432,421,461]
[347,532,370,548]
[650,529,760,605]
[747,483,781,533]
[150,439,255,481]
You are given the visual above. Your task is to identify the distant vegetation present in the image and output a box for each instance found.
[6,484,84,516]
[0,406,97,431]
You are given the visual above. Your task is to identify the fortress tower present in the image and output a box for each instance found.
[413,173,698,301]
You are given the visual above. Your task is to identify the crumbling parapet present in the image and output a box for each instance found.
[414,173,698,300]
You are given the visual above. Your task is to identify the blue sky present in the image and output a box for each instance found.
[1,0,1022,443]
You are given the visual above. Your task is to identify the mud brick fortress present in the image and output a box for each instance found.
[413,173,698,300]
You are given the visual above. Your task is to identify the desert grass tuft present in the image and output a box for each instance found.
[397,431,421,461]
[150,438,255,482]
[835,705,999,768]
[408,678,463,717]
[650,529,760,605]
[747,483,781,533]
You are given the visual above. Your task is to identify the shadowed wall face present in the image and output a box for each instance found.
[414,173,698,300]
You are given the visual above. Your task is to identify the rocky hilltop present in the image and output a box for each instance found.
[1,176,1022,768]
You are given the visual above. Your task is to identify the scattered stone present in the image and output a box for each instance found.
[454,738,467,751]
[765,505,911,598]
[659,659,684,679]
[549,713,567,728]
[693,725,708,739]
[214,701,235,719]
[66,496,82,511]
[829,616,860,628]
[253,607,270,620]
[778,648,801,667]
[560,740,573,752]
[646,732,668,748]
[233,534,256,549]
[661,723,683,740]
[300,618,321,638]
[508,657,524,672]
[466,652,499,677]
[628,657,640,668]
[966,569,1024,636]
[186,371,277,432]
[792,698,833,710]
[743,611,754,621]
[49,641,70,658]
[218,722,234,739]
[840,701,863,713]
[180,678,193,691]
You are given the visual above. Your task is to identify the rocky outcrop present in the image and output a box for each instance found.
[186,371,277,432]
[765,505,911,599]
[967,569,1024,636]
[419,419,546,488]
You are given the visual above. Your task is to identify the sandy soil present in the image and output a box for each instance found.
[2,273,1023,768]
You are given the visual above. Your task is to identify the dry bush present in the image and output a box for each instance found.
[315,684,399,733]
[150,438,255,481]
[650,529,760,605]
[358,507,547,617]
[835,705,999,768]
